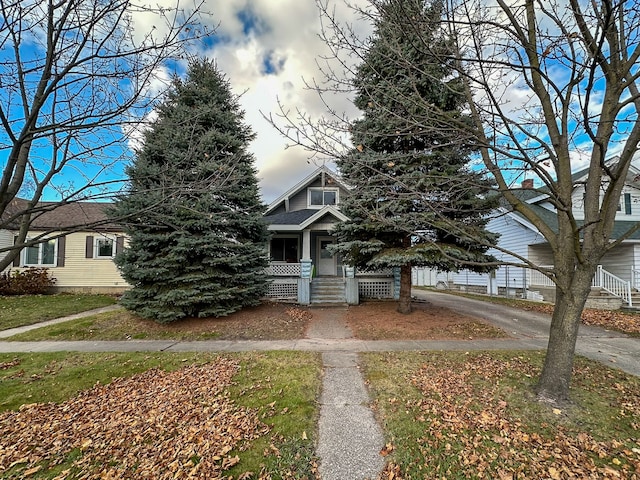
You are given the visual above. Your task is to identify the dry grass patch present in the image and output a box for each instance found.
[363,351,640,479]
[346,300,509,340]
[8,302,313,341]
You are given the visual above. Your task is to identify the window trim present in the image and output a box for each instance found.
[22,238,57,267]
[307,187,339,209]
[269,235,300,263]
[95,235,116,259]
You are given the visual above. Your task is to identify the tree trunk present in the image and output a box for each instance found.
[397,264,412,314]
[536,270,593,403]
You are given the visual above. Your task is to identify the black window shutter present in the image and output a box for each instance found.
[85,236,94,258]
[625,193,632,214]
[57,236,66,267]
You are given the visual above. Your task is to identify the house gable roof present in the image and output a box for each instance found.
[497,155,640,241]
[570,155,640,187]
[506,203,640,240]
[265,166,349,215]
[2,198,123,232]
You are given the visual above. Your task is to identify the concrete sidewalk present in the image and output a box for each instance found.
[0,337,548,353]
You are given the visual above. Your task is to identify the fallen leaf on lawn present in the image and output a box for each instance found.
[380,443,394,456]
[23,465,42,476]
[0,358,271,479]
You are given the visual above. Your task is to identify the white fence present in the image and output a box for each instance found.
[528,267,555,287]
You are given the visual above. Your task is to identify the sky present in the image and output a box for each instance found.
[0,0,368,207]
[132,0,369,204]
[2,0,632,207]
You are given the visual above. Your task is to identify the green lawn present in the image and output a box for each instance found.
[363,351,640,479]
[0,351,321,479]
[0,294,117,330]
[2,349,639,478]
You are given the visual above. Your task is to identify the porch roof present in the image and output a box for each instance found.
[511,204,640,240]
[264,206,349,231]
[264,209,318,226]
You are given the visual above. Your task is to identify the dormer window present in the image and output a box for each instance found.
[309,188,338,208]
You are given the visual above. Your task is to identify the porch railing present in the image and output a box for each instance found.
[528,267,555,287]
[596,265,632,307]
[528,265,633,307]
[265,263,301,276]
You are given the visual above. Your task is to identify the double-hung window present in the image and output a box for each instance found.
[85,235,123,259]
[95,237,115,258]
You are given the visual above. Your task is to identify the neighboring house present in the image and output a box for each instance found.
[1,199,127,294]
[437,160,640,308]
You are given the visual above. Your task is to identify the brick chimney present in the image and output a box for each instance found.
[521,179,534,189]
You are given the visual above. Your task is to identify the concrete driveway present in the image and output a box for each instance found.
[414,289,640,377]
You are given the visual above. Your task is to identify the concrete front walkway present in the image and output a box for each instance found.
[310,308,385,480]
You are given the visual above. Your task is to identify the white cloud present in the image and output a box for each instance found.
[127,0,370,202]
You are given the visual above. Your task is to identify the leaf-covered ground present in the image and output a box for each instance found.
[345,301,508,340]
[0,359,272,479]
[365,352,640,479]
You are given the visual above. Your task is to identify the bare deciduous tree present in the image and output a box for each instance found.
[445,0,640,403]
[270,0,640,403]
[0,0,213,271]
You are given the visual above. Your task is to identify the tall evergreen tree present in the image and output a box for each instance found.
[111,59,269,323]
[333,0,497,313]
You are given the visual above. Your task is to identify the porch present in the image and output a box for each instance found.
[264,261,398,305]
[527,265,640,309]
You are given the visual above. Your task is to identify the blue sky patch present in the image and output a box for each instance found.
[262,51,285,75]
[236,5,268,36]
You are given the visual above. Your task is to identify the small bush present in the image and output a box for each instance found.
[0,268,57,295]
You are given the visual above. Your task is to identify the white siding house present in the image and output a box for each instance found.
[446,158,640,307]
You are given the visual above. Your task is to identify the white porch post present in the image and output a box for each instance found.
[302,229,311,260]
[299,229,313,304]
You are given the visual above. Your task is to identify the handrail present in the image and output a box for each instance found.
[528,265,633,307]
[527,266,555,287]
[596,265,632,307]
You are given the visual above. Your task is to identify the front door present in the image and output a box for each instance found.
[317,236,336,276]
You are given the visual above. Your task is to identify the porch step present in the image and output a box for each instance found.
[311,277,347,305]
[588,288,640,309]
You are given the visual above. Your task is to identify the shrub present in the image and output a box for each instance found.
[0,268,57,295]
